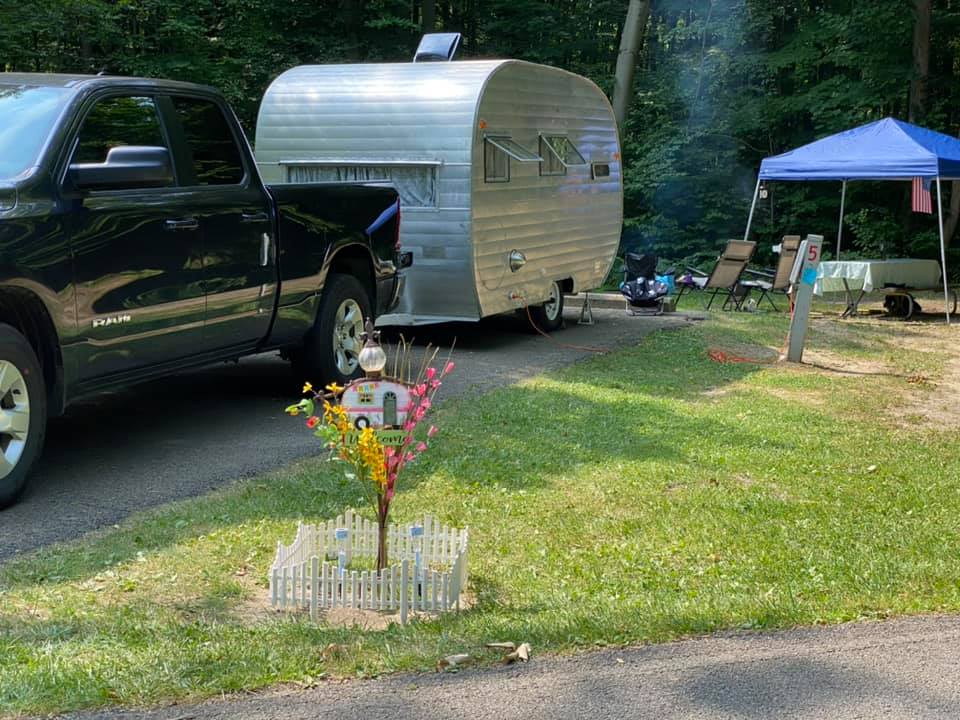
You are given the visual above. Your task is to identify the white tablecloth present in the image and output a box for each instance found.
[814,259,942,295]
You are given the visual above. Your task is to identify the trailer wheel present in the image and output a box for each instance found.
[528,281,565,332]
[295,273,372,386]
[0,324,47,509]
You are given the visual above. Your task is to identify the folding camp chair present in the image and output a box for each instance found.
[675,239,757,310]
[739,236,801,312]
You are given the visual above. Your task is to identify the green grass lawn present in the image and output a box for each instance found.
[3,311,959,716]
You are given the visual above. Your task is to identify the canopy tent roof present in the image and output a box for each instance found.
[758,117,960,181]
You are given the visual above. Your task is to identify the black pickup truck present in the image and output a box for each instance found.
[0,73,406,507]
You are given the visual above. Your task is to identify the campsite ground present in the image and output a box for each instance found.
[4,294,960,717]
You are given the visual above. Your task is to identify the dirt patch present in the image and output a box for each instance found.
[233,581,476,629]
[891,354,960,431]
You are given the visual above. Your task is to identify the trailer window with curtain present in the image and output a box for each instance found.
[285,163,438,208]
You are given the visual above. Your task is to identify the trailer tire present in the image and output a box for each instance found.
[295,273,372,386]
[0,324,47,510]
[528,281,565,332]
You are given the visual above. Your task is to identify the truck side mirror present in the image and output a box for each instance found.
[69,146,173,191]
[399,251,414,269]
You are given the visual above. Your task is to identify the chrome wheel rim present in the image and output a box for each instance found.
[333,299,364,375]
[543,282,562,322]
[0,361,29,479]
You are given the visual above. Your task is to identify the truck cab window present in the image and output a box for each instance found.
[73,95,170,180]
[171,97,244,186]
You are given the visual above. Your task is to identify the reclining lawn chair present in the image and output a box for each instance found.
[738,235,801,312]
[676,239,757,310]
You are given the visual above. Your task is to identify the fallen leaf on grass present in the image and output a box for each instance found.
[321,643,347,661]
[484,641,516,651]
[502,643,531,664]
[437,654,472,672]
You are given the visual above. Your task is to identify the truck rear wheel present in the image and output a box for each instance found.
[527,281,565,332]
[296,273,372,386]
[0,324,46,509]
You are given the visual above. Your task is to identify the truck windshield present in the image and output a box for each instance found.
[0,84,72,181]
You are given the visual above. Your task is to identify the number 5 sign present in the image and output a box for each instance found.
[786,234,824,363]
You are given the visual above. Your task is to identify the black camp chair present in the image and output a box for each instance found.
[620,252,669,314]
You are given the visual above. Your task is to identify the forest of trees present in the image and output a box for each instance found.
[2,0,959,270]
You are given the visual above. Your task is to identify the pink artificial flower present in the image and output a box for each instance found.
[430,379,441,390]
[416,442,428,452]
[427,425,438,437]
[403,419,415,431]
[416,383,427,397]
[426,367,437,380]
[402,434,413,447]
[385,487,395,501]
[415,406,427,421]
[410,385,422,397]
[384,446,395,457]
[444,361,455,374]
[405,452,415,462]
[420,397,431,410]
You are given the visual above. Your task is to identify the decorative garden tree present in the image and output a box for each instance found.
[287,320,453,571]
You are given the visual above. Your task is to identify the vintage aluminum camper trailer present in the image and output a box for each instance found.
[254,59,623,329]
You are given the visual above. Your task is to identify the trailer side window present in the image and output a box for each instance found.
[592,162,611,179]
[484,140,509,183]
[484,136,542,183]
[286,164,438,208]
[539,136,587,177]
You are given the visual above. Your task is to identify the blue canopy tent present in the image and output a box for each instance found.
[744,117,960,322]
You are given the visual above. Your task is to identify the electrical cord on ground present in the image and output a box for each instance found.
[524,304,609,353]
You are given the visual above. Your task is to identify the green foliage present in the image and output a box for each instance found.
[3,0,960,264]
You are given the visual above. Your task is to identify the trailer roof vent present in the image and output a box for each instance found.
[413,33,461,62]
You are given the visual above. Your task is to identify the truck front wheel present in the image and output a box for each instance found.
[296,273,373,386]
[0,324,47,509]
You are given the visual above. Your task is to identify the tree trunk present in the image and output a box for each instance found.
[376,508,389,572]
[421,0,435,34]
[909,0,931,123]
[612,0,652,131]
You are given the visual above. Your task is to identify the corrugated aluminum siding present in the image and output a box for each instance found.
[472,62,622,317]
[256,62,504,322]
[254,60,621,324]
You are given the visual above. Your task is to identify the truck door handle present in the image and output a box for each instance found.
[260,233,271,267]
[241,212,270,224]
[165,218,198,232]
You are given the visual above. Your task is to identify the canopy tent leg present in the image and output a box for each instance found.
[743,177,761,241]
[936,177,950,325]
[836,180,847,260]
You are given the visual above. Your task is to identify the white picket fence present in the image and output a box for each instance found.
[269,510,469,624]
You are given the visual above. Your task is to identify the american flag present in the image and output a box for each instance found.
[912,176,933,214]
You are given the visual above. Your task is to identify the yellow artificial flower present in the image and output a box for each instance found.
[325,382,344,395]
[302,381,313,394]
[322,400,351,435]
[356,426,387,488]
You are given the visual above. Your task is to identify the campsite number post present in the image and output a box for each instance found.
[785,234,824,363]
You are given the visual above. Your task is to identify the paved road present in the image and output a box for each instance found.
[69,614,960,720]
[0,307,692,562]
